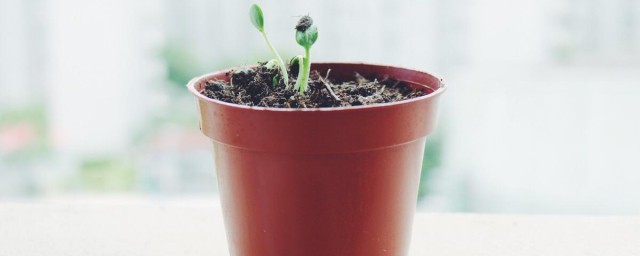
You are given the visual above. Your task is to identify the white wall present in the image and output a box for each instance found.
[0,0,43,108]
[437,0,640,214]
[45,0,164,155]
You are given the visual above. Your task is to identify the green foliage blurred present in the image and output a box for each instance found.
[418,133,443,201]
[71,156,136,191]
[162,43,204,87]
[0,105,49,163]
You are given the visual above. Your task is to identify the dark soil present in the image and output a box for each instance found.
[201,63,426,108]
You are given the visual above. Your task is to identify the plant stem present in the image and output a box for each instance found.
[294,56,304,91]
[260,31,289,86]
[299,47,311,93]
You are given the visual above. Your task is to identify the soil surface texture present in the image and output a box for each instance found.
[201,63,426,108]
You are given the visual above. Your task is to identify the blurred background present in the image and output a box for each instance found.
[1,0,639,214]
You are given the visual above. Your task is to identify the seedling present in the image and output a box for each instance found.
[293,15,318,94]
[249,4,289,86]
[249,4,318,94]
[199,4,434,109]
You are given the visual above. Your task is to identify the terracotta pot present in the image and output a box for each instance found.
[188,63,445,256]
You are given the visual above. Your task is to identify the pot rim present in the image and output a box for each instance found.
[187,62,446,112]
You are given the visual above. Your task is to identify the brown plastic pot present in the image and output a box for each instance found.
[188,63,445,256]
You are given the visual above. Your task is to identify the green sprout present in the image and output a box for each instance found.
[290,55,304,85]
[293,15,318,94]
[248,5,318,94]
[265,59,279,70]
[249,4,289,86]
[265,59,280,87]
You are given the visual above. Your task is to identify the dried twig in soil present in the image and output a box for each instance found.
[316,69,340,101]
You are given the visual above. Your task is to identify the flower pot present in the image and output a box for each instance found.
[188,63,445,256]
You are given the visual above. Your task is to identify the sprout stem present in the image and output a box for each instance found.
[299,47,311,93]
[293,15,317,94]
[260,31,289,86]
